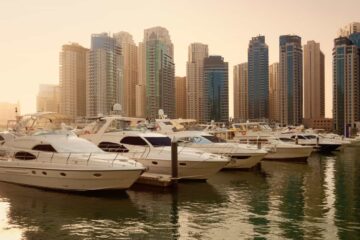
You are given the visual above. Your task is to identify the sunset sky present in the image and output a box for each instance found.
[0,0,359,117]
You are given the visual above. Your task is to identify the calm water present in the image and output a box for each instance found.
[1,147,360,240]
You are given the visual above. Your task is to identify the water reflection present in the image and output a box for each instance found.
[0,149,360,239]
[0,183,142,239]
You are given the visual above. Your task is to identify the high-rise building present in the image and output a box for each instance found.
[269,63,279,122]
[233,63,248,121]
[36,84,60,113]
[175,76,187,119]
[247,36,269,120]
[186,43,209,122]
[113,32,138,117]
[333,34,360,135]
[338,22,360,37]
[138,27,175,119]
[279,35,303,126]
[303,41,325,121]
[59,43,88,120]
[136,42,146,117]
[87,33,122,117]
[0,102,20,127]
[203,56,228,123]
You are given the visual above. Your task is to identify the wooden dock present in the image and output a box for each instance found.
[136,172,174,187]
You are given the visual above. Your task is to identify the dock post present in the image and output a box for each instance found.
[171,141,178,183]
[316,136,319,147]
[295,135,298,145]
[257,140,261,149]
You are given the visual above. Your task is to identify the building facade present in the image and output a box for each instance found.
[59,43,88,120]
[138,27,175,119]
[338,22,360,37]
[247,36,269,120]
[269,63,279,122]
[333,35,360,135]
[87,33,122,117]
[36,84,60,113]
[303,41,325,121]
[186,43,209,122]
[175,76,187,118]
[203,56,228,123]
[113,32,138,117]
[279,35,303,126]
[0,102,20,127]
[233,63,248,121]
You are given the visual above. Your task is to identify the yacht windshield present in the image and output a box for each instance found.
[145,137,171,147]
[202,135,226,143]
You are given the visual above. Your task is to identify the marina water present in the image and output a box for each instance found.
[0,147,359,240]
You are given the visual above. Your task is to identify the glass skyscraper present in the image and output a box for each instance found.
[279,35,303,126]
[333,34,360,135]
[138,27,175,119]
[203,56,228,123]
[87,33,122,117]
[247,36,269,120]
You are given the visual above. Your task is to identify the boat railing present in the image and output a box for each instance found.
[3,150,141,167]
[176,143,239,157]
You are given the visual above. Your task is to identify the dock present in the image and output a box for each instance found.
[136,172,174,187]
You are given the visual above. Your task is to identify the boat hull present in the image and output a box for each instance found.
[263,146,313,162]
[135,159,228,180]
[0,166,142,191]
[223,153,265,169]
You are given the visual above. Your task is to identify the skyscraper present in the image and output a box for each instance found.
[186,43,209,122]
[279,35,303,126]
[203,56,228,123]
[333,34,360,135]
[113,32,138,117]
[175,76,187,119]
[338,22,360,37]
[233,63,248,121]
[87,33,122,117]
[138,27,175,119]
[37,84,60,113]
[59,43,88,119]
[269,63,279,122]
[303,41,325,120]
[247,36,269,120]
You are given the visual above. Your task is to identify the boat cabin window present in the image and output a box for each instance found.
[98,142,129,153]
[162,121,173,126]
[203,135,226,143]
[120,136,148,146]
[15,151,37,160]
[82,120,106,134]
[279,137,294,142]
[105,119,132,133]
[144,137,171,147]
[306,135,317,139]
[32,144,57,152]
[291,135,306,140]
[0,135,4,141]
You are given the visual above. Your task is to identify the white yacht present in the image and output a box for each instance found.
[78,116,229,180]
[0,112,145,191]
[231,122,313,162]
[278,133,342,153]
[169,131,267,169]
[0,131,145,191]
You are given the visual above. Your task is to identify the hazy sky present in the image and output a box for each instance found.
[0,0,359,117]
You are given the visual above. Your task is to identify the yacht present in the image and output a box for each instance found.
[169,131,267,169]
[231,122,313,162]
[0,131,145,191]
[278,133,342,153]
[78,116,229,180]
